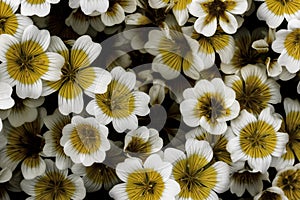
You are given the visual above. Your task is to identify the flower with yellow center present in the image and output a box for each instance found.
[186,127,234,165]
[69,0,109,16]
[272,98,300,170]
[43,109,72,170]
[164,139,230,200]
[254,186,288,200]
[227,107,289,173]
[225,64,281,115]
[109,154,180,200]
[272,164,300,199]
[18,0,61,17]
[72,163,120,192]
[86,66,150,133]
[42,35,112,115]
[0,25,64,99]
[60,115,110,167]
[149,0,193,25]
[124,126,163,156]
[21,159,86,200]
[0,0,32,38]
[187,26,235,67]
[189,0,248,36]
[0,108,47,179]
[145,17,205,80]
[180,78,240,135]
[256,0,300,28]
[272,19,300,74]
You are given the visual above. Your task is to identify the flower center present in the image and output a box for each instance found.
[125,137,151,154]
[126,170,165,200]
[61,62,78,82]
[284,29,300,60]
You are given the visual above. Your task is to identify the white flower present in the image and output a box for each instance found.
[180,78,240,134]
[272,19,300,73]
[254,186,288,200]
[109,154,180,200]
[60,115,111,166]
[86,66,150,133]
[227,107,289,173]
[0,25,64,99]
[189,0,248,36]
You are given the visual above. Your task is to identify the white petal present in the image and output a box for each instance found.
[148,0,167,8]
[194,15,217,37]
[16,80,42,99]
[112,115,138,133]
[41,52,64,81]
[101,3,125,26]
[22,25,50,51]
[231,109,257,136]
[21,1,51,17]
[219,12,238,34]
[58,91,84,115]
[248,156,271,173]
[116,157,143,182]
[256,3,284,28]
[21,157,46,179]
[278,50,300,73]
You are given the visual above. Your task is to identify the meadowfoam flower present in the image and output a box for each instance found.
[164,139,230,200]
[272,98,300,170]
[186,127,234,165]
[124,126,163,156]
[180,78,240,135]
[148,0,193,26]
[86,66,150,133]
[65,8,105,35]
[68,0,109,16]
[272,164,300,199]
[256,0,300,28]
[101,0,136,26]
[0,94,44,127]
[0,25,64,99]
[254,186,288,200]
[227,107,289,173]
[42,35,111,115]
[0,108,47,179]
[230,162,269,197]
[272,19,300,73]
[225,64,281,115]
[187,27,235,68]
[189,0,248,36]
[21,159,86,200]
[60,115,110,166]
[18,0,60,17]
[109,154,180,200]
[72,163,120,192]
[144,18,205,79]
[43,109,72,170]
[0,0,32,38]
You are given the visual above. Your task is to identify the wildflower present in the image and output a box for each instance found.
[187,27,235,68]
[21,159,86,200]
[124,126,163,156]
[144,19,205,80]
[272,164,300,199]
[189,0,248,36]
[180,78,240,135]
[60,115,110,166]
[225,64,281,115]
[227,107,289,173]
[72,163,120,192]
[43,109,72,170]
[272,19,300,73]
[0,25,64,99]
[68,0,109,16]
[101,0,137,26]
[18,0,61,17]
[109,154,180,200]
[164,139,230,199]
[254,186,288,200]
[42,35,111,115]
[272,98,300,170]
[65,8,105,36]
[186,127,234,165]
[148,0,193,26]
[0,108,47,179]
[86,66,150,133]
[256,0,300,28]
[230,162,269,197]
[0,0,32,38]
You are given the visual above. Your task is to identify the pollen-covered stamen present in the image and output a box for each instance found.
[201,0,235,23]
[61,62,78,83]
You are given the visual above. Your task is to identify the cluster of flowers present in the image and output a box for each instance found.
[0,0,300,199]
